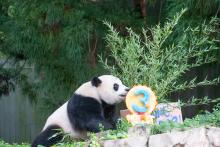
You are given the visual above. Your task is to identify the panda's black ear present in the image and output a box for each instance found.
[91,77,102,87]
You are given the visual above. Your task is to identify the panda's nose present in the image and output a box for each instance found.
[125,88,130,92]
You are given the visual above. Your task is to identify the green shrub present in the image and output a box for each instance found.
[151,108,220,135]
[101,9,220,103]
[1,109,219,146]
[0,140,29,147]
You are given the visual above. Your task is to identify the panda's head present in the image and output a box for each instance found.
[91,75,129,105]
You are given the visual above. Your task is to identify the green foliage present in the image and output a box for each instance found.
[151,108,220,135]
[100,119,131,140]
[179,96,220,107]
[0,60,34,97]
[56,141,85,147]
[101,9,220,102]
[0,138,86,147]
[165,0,220,19]
[60,119,131,146]
[0,140,29,147]
[88,133,101,147]
[163,0,220,61]
[57,119,131,146]
[1,109,220,146]
[0,0,219,145]
[0,0,144,107]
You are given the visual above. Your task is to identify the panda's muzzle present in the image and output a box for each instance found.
[119,94,127,97]
[125,88,130,92]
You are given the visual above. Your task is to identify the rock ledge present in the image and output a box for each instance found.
[101,126,220,147]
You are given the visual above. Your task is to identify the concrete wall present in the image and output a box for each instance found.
[0,88,43,144]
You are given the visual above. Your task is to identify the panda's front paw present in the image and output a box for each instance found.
[86,119,113,132]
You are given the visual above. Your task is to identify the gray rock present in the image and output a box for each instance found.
[148,127,211,147]
[128,124,151,137]
[100,126,220,147]
[206,127,220,146]
[101,136,148,147]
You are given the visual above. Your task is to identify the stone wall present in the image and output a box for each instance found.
[101,126,220,147]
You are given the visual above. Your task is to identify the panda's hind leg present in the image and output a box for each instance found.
[31,125,63,147]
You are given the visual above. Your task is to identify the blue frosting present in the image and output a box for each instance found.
[131,89,150,113]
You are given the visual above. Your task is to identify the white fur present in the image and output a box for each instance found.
[43,102,85,138]
[42,75,128,138]
[75,81,101,103]
[75,75,129,104]
[97,75,129,104]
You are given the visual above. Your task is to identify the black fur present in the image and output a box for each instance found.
[101,100,117,128]
[91,77,102,87]
[32,94,117,147]
[31,125,63,147]
[67,94,117,132]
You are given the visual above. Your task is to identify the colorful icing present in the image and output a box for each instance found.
[131,89,150,112]
[125,85,157,124]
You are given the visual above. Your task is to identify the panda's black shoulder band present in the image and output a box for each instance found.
[91,76,102,87]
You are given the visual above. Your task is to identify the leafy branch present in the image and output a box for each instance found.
[101,9,220,103]
[179,96,220,107]
[170,77,220,93]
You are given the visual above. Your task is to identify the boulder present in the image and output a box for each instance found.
[206,127,220,147]
[101,126,220,147]
[127,124,151,137]
[101,136,148,147]
[148,127,209,147]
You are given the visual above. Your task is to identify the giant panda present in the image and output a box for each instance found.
[32,75,129,147]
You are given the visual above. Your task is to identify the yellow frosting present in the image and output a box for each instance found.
[125,85,157,115]
[126,114,154,125]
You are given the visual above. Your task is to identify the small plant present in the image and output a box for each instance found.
[88,132,101,147]
[0,139,30,147]
[116,118,132,133]
[150,107,220,135]
[100,119,131,140]
[179,96,220,107]
[50,119,131,147]
[101,9,220,104]
[1,108,219,146]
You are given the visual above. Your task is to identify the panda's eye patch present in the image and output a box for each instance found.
[113,83,119,91]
